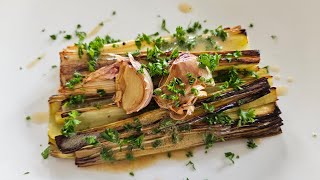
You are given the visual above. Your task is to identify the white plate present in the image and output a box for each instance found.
[0,0,319,179]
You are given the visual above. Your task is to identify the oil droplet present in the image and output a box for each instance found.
[27,54,46,69]
[274,75,281,80]
[87,19,111,38]
[30,112,48,124]
[287,76,294,83]
[178,3,193,13]
[269,65,280,73]
[276,86,288,96]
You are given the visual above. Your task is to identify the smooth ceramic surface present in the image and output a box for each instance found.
[0,0,319,179]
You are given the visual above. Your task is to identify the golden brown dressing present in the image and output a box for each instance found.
[178,3,193,13]
[31,112,49,124]
[269,65,280,73]
[287,76,294,83]
[276,86,288,96]
[85,150,188,172]
[27,54,45,69]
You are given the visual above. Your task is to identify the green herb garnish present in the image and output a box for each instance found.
[26,116,31,120]
[101,128,120,143]
[97,89,106,97]
[238,109,256,126]
[152,139,162,148]
[186,151,193,158]
[202,103,215,113]
[41,146,50,159]
[225,152,238,164]
[202,113,233,125]
[186,161,196,170]
[85,136,99,146]
[101,147,115,161]
[186,21,202,34]
[204,133,216,150]
[161,19,170,33]
[197,53,221,72]
[63,94,85,107]
[247,139,258,149]
[129,172,134,176]
[65,72,84,89]
[50,34,57,40]
[61,110,81,137]
[64,34,72,40]
[211,26,228,41]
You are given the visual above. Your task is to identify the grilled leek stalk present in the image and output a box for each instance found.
[47,25,283,168]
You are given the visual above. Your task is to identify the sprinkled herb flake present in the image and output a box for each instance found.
[129,172,134,176]
[41,146,50,159]
[186,161,196,170]
[64,34,72,40]
[247,139,258,149]
[26,116,31,120]
[161,19,170,33]
[50,34,57,40]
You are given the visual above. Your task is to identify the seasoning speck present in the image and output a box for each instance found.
[23,172,30,175]
[112,11,116,16]
[312,132,317,138]
[26,116,31,120]
[51,65,57,69]
[129,172,134,176]
[249,23,254,28]
[41,29,45,32]
[271,35,277,39]
[50,34,57,40]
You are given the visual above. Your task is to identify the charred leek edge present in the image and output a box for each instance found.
[54,77,272,153]
[59,49,258,89]
[74,107,282,167]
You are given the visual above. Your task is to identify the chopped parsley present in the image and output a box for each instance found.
[186,21,202,34]
[135,33,152,49]
[51,65,57,69]
[152,139,162,148]
[126,152,134,161]
[50,34,57,40]
[186,151,193,158]
[167,152,172,158]
[191,88,199,96]
[211,26,228,41]
[101,128,120,143]
[112,11,116,15]
[23,172,30,175]
[85,136,99,146]
[99,22,104,26]
[202,112,233,125]
[129,172,134,176]
[238,109,256,126]
[105,35,121,44]
[161,19,170,33]
[86,36,107,71]
[197,53,221,72]
[204,133,216,151]
[64,34,72,40]
[153,88,163,95]
[271,35,277,39]
[186,161,196,170]
[101,147,115,161]
[224,152,239,164]
[186,73,196,85]
[225,50,242,62]
[173,26,196,50]
[249,23,254,28]
[41,146,50,159]
[61,110,81,137]
[247,139,258,149]
[97,89,107,97]
[26,116,31,120]
[76,24,81,29]
[63,94,85,107]
[202,103,215,113]
[65,72,84,89]
[217,68,245,90]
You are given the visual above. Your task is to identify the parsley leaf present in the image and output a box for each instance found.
[65,72,84,89]
[211,26,228,41]
[238,109,256,126]
[161,19,170,33]
[202,103,215,113]
[63,94,85,107]
[85,136,99,146]
[197,53,221,72]
[64,34,72,40]
[41,146,50,159]
[26,116,31,120]
[186,21,202,34]
[186,161,196,170]
[152,139,162,148]
[101,147,115,161]
[50,34,57,40]
[204,133,216,150]
[186,151,193,158]
[202,113,233,125]
[129,172,134,176]
[101,128,120,143]
[61,110,81,137]
[247,139,258,149]
[225,152,238,164]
